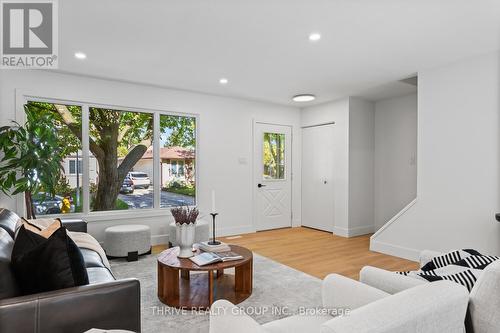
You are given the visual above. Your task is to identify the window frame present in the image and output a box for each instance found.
[69,159,83,175]
[262,131,286,180]
[15,91,199,220]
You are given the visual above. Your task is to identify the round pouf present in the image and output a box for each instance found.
[168,219,209,247]
[104,224,151,261]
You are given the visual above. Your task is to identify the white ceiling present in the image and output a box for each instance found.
[59,0,500,106]
[355,79,417,102]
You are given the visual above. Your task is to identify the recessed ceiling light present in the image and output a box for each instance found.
[219,78,228,85]
[74,52,87,59]
[292,94,316,102]
[308,33,321,42]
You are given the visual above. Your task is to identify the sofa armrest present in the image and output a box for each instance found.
[322,274,389,311]
[419,250,443,268]
[59,218,88,233]
[210,300,266,333]
[0,278,140,333]
[468,260,500,332]
[359,266,426,294]
[321,281,469,333]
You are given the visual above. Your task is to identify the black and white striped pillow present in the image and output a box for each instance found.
[421,249,481,271]
[454,255,500,270]
[418,269,480,292]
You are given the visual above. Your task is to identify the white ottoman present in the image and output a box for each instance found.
[168,219,210,247]
[104,224,151,261]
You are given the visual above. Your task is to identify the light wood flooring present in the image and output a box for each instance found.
[152,227,418,280]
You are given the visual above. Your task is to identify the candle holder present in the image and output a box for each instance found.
[208,213,221,245]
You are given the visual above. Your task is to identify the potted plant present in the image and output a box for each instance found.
[0,105,64,219]
[170,206,199,258]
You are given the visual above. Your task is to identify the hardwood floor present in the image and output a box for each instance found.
[152,227,418,280]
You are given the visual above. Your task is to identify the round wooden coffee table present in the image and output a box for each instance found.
[157,245,253,309]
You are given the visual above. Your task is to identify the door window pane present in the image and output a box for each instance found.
[263,132,285,180]
[160,114,196,207]
[25,101,83,214]
[89,108,154,211]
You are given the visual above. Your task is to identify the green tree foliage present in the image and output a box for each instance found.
[263,133,285,179]
[0,104,65,218]
[161,115,196,148]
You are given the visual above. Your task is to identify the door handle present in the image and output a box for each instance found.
[257,183,266,188]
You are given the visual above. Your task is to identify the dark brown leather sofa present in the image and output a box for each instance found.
[0,209,141,333]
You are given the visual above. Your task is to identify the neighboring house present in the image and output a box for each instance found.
[62,146,194,189]
[135,146,195,187]
[63,152,99,188]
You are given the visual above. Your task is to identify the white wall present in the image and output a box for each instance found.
[348,98,375,236]
[0,70,301,244]
[301,98,350,233]
[300,97,376,237]
[374,93,417,230]
[372,51,500,260]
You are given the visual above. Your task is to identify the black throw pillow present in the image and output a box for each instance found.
[11,225,89,295]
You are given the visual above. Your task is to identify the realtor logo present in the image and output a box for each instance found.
[1,0,58,68]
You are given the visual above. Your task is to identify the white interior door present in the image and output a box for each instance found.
[254,123,292,231]
[301,124,335,232]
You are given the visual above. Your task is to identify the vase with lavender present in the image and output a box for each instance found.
[171,206,199,258]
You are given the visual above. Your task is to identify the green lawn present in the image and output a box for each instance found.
[71,189,129,211]
[115,198,129,210]
[163,186,195,197]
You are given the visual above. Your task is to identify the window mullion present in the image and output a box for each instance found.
[82,105,90,214]
[153,112,160,209]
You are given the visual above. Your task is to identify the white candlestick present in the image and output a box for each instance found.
[211,190,216,213]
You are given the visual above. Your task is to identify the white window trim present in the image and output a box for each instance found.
[15,89,199,220]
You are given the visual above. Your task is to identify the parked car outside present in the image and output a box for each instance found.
[127,172,151,189]
[32,192,75,215]
[120,177,135,194]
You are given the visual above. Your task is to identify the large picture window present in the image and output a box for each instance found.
[89,108,154,212]
[159,114,196,208]
[23,101,197,215]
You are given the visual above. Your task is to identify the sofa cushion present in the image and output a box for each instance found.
[11,226,89,295]
[0,228,20,299]
[81,248,106,268]
[467,260,500,332]
[16,218,62,239]
[0,208,21,239]
[263,314,332,333]
[86,267,115,284]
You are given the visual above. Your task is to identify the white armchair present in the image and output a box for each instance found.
[209,273,469,333]
[360,250,500,333]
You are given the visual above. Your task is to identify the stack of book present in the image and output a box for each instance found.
[197,241,231,252]
[190,251,243,266]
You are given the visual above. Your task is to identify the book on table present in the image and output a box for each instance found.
[190,251,243,266]
[197,241,231,252]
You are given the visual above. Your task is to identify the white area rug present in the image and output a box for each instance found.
[110,252,322,333]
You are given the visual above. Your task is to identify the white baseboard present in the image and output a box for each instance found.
[370,239,420,261]
[151,234,169,246]
[332,226,349,237]
[333,225,374,238]
[348,225,375,237]
[146,225,255,246]
[217,225,255,237]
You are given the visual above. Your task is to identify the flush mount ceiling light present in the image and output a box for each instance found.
[308,33,321,42]
[219,78,228,85]
[292,94,316,102]
[74,52,87,59]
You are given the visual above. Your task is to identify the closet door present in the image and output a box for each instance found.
[301,124,335,232]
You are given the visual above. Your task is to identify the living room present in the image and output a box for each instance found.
[0,1,499,333]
